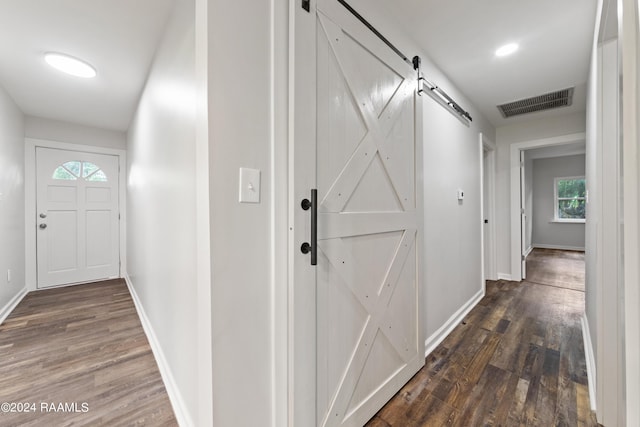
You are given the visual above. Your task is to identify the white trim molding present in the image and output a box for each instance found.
[549,219,586,224]
[497,273,513,281]
[124,275,193,427]
[0,287,28,325]
[424,289,485,357]
[581,313,597,411]
[524,246,534,258]
[532,244,585,252]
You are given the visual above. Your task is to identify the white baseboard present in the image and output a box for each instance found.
[532,244,585,252]
[425,288,485,357]
[497,273,513,281]
[581,313,597,411]
[124,275,193,427]
[524,246,533,257]
[0,287,28,325]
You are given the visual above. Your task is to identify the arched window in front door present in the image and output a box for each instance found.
[52,161,108,182]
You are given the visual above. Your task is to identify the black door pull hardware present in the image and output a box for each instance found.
[300,189,317,265]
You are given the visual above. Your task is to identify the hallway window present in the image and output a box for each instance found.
[554,176,586,221]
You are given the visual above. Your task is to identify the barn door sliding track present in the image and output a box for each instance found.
[301,0,473,123]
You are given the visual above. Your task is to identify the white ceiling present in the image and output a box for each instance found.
[0,0,174,132]
[379,0,598,127]
[0,1,598,132]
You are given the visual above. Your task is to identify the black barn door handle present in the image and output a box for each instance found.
[300,189,317,266]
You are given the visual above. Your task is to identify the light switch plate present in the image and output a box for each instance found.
[239,168,260,203]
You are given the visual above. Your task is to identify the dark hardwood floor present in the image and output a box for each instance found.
[0,279,177,426]
[367,250,598,427]
[0,250,594,426]
[525,248,585,291]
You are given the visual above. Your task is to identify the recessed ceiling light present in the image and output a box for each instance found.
[44,53,96,78]
[495,43,519,57]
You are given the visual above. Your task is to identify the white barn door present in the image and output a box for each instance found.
[36,147,120,288]
[291,1,424,425]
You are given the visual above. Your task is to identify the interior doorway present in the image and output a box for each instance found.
[515,141,586,282]
[509,133,586,281]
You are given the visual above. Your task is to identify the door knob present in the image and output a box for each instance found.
[39,223,47,229]
[39,213,47,218]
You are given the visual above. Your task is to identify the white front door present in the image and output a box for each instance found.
[292,1,424,425]
[36,147,120,288]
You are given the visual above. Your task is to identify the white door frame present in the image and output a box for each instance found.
[25,138,126,291]
[620,0,640,422]
[509,132,586,280]
[480,133,497,282]
[519,150,527,278]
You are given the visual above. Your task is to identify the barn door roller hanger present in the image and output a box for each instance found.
[413,56,473,122]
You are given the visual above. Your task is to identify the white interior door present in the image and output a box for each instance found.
[292,1,423,425]
[36,147,119,288]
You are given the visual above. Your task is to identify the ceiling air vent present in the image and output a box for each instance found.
[497,87,574,118]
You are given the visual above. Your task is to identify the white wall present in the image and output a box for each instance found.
[594,37,623,425]
[584,0,636,422]
[422,100,486,339]
[531,154,586,249]
[25,116,126,150]
[619,0,640,423]
[207,0,279,425]
[584,0,600,384]
[497,112,587,145]
[586,7,627,421]
[126,0,199,424]
[0,84,25,320]
[495,112,586,277]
